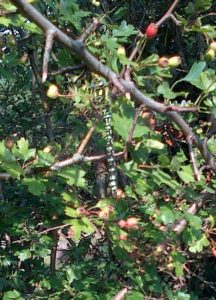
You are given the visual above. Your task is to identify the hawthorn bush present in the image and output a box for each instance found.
[0,0,216,299]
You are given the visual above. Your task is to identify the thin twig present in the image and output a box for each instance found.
[49,63,85,75]
[29,51,54,141]
[42,29,56,82]
[79,18,100,43]
[156,0,180,27]
[172,192,215,234]
[165,106,198,112]
[77,124,97,155]
[187,135,200,181]
[111,287,129,300]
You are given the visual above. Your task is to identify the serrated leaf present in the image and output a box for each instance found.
[36,151,55,167]
[112,21,137,39]
[152,170,179,189]
[189,234,209,253]
[23,178,47,196]
[195,0,212,11]
[58,166,86,187]
[65,218,94,242]
[185,213,202,229]
[15,138,35,161]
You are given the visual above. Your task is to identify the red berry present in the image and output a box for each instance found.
[145,23,158,39]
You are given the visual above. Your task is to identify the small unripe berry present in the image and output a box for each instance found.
[205,48,215,61]
[117,46,126,56]
[47,84,59,99]
[209,41,216,52]
[43,145,52,153]
[19,53,29,65]
[92,0,100,6]
[158,56,169,68]
[118,220,127,228]
[7,35,16,46]
[168,56,182,68]
[126,217,139,228]
[145,23,158,39]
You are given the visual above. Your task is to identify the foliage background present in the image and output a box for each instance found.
[0,0,216,299]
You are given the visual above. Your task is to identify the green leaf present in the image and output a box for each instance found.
[17,249,31,262]
[1,162,22,179]
[177,165,195,183]
[36,151,55,167]
[0,142,16,162]
[171,252,185,277]
[189,234,209,253]
[59,1,90,31]
[179,61,206,89]
[158,81,188,99]
[112,107,146,140]
[65,267,78,284]
[152,170,179,189]
[65,218,94,242]
[23,178,47,196]
[170,151,187,172]
[176,292,191,300]
[58,166,86,187]
[146,139,165,149]
[126,291,144,300]
[158,206,175,225]
[185,213,202,229]
[65,207,78,218]
[3,290,24,300]
[195,0,212,11]
[101,35,119,51]
[0,17,11,26]
[112,21,137,39]
[15,138,35,161]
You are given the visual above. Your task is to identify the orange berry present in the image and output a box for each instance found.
[126,217,139,228]
[158,57,169,68]
[119,234,128,240]
[118,220,127,228]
